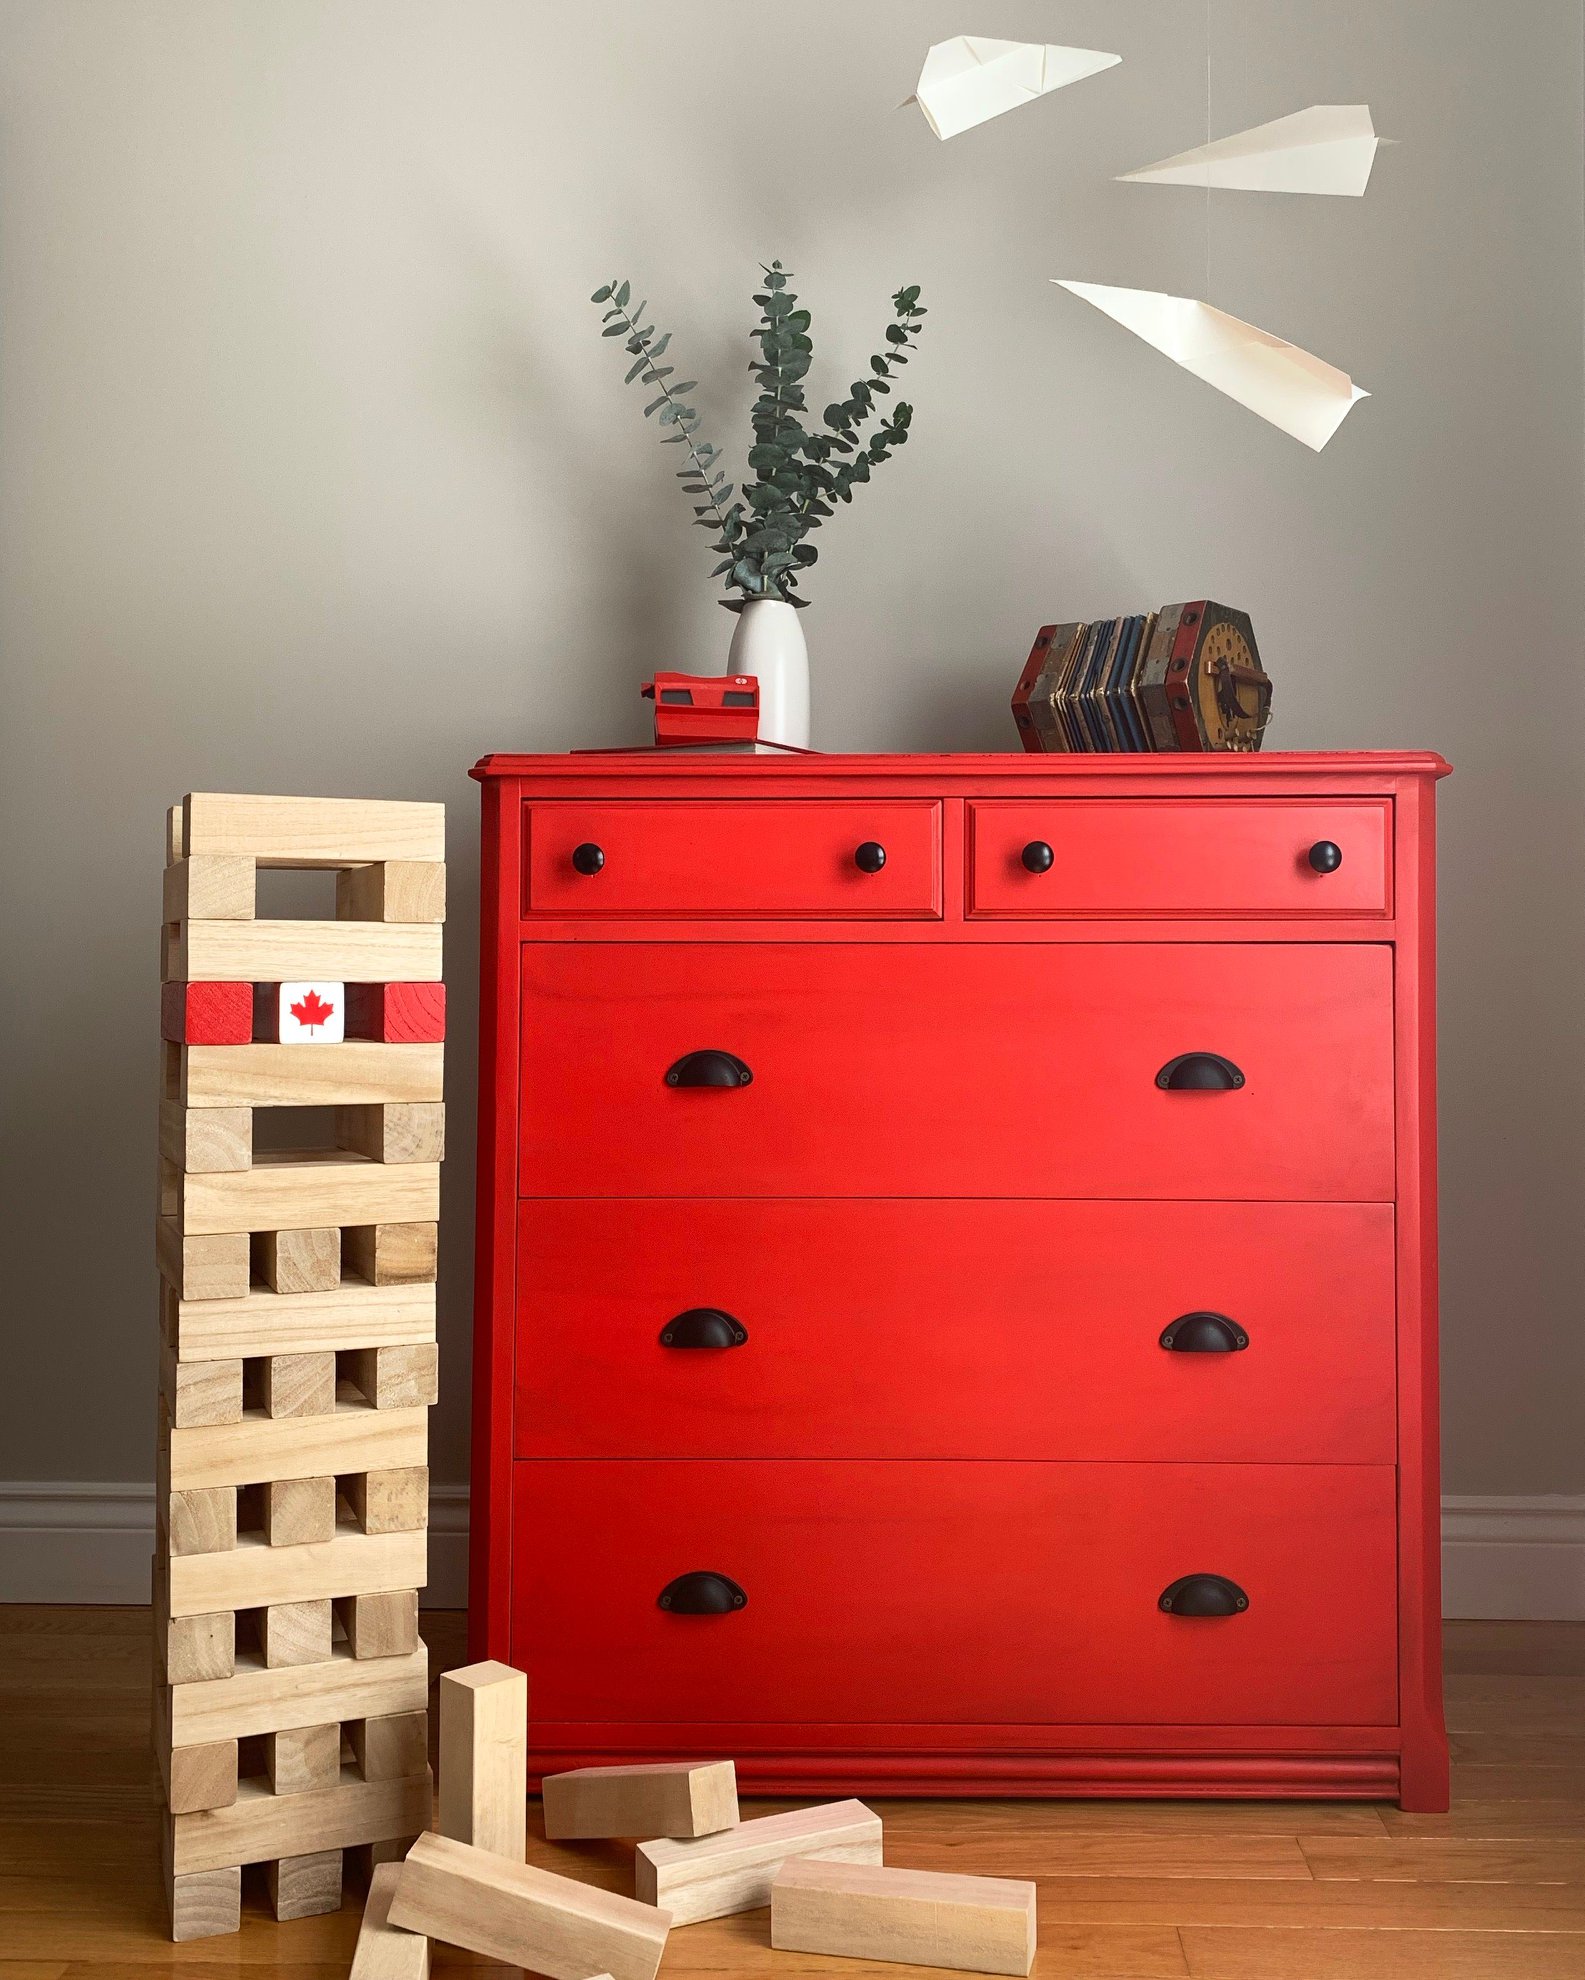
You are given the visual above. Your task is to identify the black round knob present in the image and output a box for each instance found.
[1021,840,1055,874]
[854,842,887,874]
[1308,840,1343,874]
[571,842,605,876]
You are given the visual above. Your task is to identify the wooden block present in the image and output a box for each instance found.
[770,1860,1037,1976]
[161,980,252,1044]
[345,1344,439,1411]
[348,982,447,1044]
[268,1846,343,1920]
[179,1152,439,1236]
[160,1099,252,1173]
[171,1643,427,1746]
[636,1799,882,1925]
[339,861,447,923]
[252,1226,341,1295]
[344,1223,438,1287]
[165,855,256,921]
[169,1529,427,1617]
[167,1277,435,1361]
[261,1599,333,1668]
[161,1350,244,1428]
[351,1860,432,1980]
[344,1588,419,1661]
[267,1721,341,1794]
[389,1832,671,1980]
[353,1709,429,1782]
[336,1102,446,1164]
[183,1040,445,1108]
[165,1611,236,1686]
[348,1466,429,1534]
[254,979,346,1044]
[542,1761,739,1841]
[168,918,442,985]
[438,1661,527,1859]
[167,1485,238,1557]
[165,1737,240,1815]
[183,792,445,867]
[157,1219,250,1301]
[262,1473,337,1545]
[172,1765,432,1875]
[167,802,187,864]
[258,1350,338,1418]
[166,1858,240,1941]
[168,1400,428,1490]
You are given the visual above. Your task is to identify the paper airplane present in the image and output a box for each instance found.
[1055,281,1369,450]
[1119,105,1386,196]
[905,37,1121,141]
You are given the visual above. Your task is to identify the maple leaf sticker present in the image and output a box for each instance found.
[290,988,335,1031]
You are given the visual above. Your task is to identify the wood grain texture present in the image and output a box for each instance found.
[159,1098,252,1172]
[168,918,442,985]
[252,1226,341,1295]
[542,1759,739,1840]
[167,1400,428,1490]
[170,1643,428,1746]
[438,1660,527,1858]
[167,1277,436,1360]
[635,1799,883,1924]
[345,1344,439,1411]
[352,1709,428,1783]
[168,1529,426,1618]
[771,1858,1037,1976]
[172,1766,433,1874]
[336,1102,447,1164]
[178,1153,440,1237]
[164,853,257,920]
[344,1222,439,1287]
[182,792,444,866]
[350,1860,432,1980]
[182,1040,445,1107]
[267,1846,343,1920]
[266,1722,341,1795]
[338,860,447,923]
[348,1466,429,1535]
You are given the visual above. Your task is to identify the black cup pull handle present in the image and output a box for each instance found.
[1159,1573,1249,1617]
[659,1308,748,1349]
[1308,840,1343,873]
[666,1050,753,1088]
[1021,840,1055,873]
[658,1571,747,1614]
[571,842,605,875]
[1156,1052,1245,1091]
[1160,1312,1249,1353]
[854,841,887,873]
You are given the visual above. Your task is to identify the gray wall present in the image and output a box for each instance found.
[1,1,1581,1505]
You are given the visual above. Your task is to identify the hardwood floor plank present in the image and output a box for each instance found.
[1179,1925,1585,1978]
[1,1963,71,1980]
[1299,1834,1585,1883]
[977,1835,1312,1880]
[1032,1876,1585,1928]
[1444,1675,1585,1736]
[1445,1620,1585,1676]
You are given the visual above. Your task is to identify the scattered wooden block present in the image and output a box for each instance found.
[253,1226,341,1295]
[353,1709,429,1782]
[160,1099,252,1173]
[344,1588,419,1660]
[635,1799,882,1924]
[171,1643,428,1746]
[169,918,442,987]
[345,1343,439,1411]
[261,1474,337,1546]
[267,1721,342,1794]
[438,1661,527,1858]
[348,1466,429,1534]
[770,1859,1037,1976]
[268,1846,343,1920]
[542,1761,738,1841]
[161,981,253,1046]
[336,1102,447,1164]
[182,1040,446,1108]
[164,855,257,921]
[351,1860,432,1980]
[178,1152,440,1238]
[344,1222,439,1287]
[165,1737,240,1815]
[254,980,347,1044]
[390,1832,672,1980]
[183,792,444,867]
[339,861,447,924]
[256,1350,338,1419]
[167,1401,428,1491]
[261,1598,333,1668]
[157,1220,250,1302]
[348,982,447,1044]
[166,1485,238,1557]
[166,1858,240,1941]
[161,1351,244,1429]
[171,1767,432,1875]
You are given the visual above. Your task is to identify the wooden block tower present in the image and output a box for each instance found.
[154,793,446,1940]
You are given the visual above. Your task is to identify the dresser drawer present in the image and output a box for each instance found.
[514,1200,1397,1463]
[523,800,941,918]
[968,799,1392,918]
[513,1460,1398,1727]
[518,942,1395,1200]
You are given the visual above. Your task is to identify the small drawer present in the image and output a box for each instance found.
[523,800,941,919]
[968,799,1391,918]
[513,1459,1399,1727]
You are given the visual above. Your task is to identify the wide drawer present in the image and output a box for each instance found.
[512,1460,1399,1726]
[514,1199,1397,1462]
[518,942,1396,1200]
[968,799,1392,919]
[522,800,941,918]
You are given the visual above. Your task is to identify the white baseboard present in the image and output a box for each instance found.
[1,1485,1581,1620]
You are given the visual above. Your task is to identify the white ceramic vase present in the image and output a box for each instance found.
[726,597,810,752]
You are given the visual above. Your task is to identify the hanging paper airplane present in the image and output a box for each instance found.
[1054,281,1369,450]
[905,37,1121,141]
[1118,105,1386,197]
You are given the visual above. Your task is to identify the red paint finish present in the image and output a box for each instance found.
[348,981,446,1042]
[511,1460,1400,1728]
[160,979,251,1045]
[472,750,1450,1806]
[514,1199,1398,1463]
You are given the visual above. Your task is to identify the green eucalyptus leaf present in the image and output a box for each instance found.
[591,285,612,303]
[614,280,630,308]
[601,322,628,337]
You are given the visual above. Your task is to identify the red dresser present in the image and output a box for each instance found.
[469,750,1451,1810]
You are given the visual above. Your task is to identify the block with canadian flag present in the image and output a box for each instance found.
[254,980,346,1044]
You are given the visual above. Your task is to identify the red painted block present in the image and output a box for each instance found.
[161,980,252,1045]
[347,981,446,1043]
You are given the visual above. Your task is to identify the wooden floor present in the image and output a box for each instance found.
[4,1609,1583,1979]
